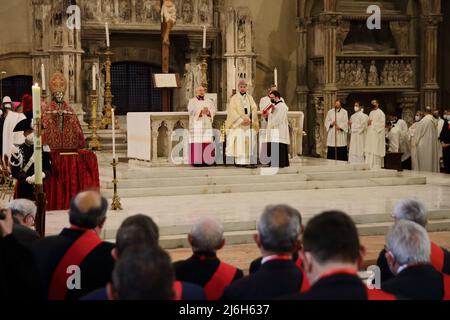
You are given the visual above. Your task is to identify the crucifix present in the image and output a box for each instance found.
[161,0,177,112]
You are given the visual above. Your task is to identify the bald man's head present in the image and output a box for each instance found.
[69,191,108,230]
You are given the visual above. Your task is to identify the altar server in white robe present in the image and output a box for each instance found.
[349,101,368,164]
[188,86,216,166]
[264,90,290,168]
[412,107,440,172]
[433,109,445,163]
[225,80,259,167]
[409,111,424,171]
[364,99,386,169]
[325,100,349,161]
[259,85,281,159]
[386,117,412,170]
[2,96,26,159]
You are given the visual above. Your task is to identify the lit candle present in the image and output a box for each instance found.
[105,22,110,47]
[92,64,96,91]
[202,26,207,49]
[274,68,278,87]
[32,83,43,185]
[112,108,116,161]
[41,64,46,91]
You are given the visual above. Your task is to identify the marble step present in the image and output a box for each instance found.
[100,176,426,198]
[105,218,450,250]
[100,169,400,189]
[99,163,371,180]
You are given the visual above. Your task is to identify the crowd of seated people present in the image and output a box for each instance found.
[0,191,449,300]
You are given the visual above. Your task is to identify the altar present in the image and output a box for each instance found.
[127,111,304,165]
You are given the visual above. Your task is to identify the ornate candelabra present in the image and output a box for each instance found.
[110,158,122,210]
[101,49,115,129]
[88,90,101,150]
[199,48,210,90]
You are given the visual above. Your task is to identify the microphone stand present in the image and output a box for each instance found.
[246,101,257,169]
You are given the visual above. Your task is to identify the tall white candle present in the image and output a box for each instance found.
[32,83,43,185]
[41,64,46,91]
[274,68,278,87]
[105,22,110,47]
[112,108,116,161]
[202,26,207,49]
[92,64,96,91]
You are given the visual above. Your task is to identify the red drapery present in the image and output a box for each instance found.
[44,150,100,211]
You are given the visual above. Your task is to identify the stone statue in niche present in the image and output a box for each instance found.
[161,0,177,45]
[404,62,414,85]
[83,1,97,20]
[69,57,75,102]
[181,0,193,23]
[193,63,203,91]
[119,0,131,21]
[54,28,63,47]
[103,0,115,20]
[198,0,209,24]
[393,61,400,85]
[237,58,246,80]
[344,61,351,85]
[354,60,365,86]
[368,60,379,86]
[183,63,194,101]
[238,17,246,51]
[313,97,325,157]
[142,0,160,23]
[350,61,357,85]
[338,61,345,85]
[35,19,43,49]
[68,29,74,48]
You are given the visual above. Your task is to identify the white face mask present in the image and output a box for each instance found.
[415,116,421,122]
[354,107,360,113]
[25,133,34,144]
[446,115,450,121]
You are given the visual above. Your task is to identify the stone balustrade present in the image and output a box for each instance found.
[127,111,304,166]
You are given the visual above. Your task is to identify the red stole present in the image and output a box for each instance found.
[430,242,445,272]
[173,281,183,300]
[48,229,102,300]
[204,262,237,300]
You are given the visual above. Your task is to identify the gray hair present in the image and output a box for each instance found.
[8,199,37,218]
[257,204,302,253]
[393,198,428,227]
[386,220,431,266]
[190,218,224,252]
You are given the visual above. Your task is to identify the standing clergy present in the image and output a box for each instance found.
[386,116,412,170]
[264,91,290,168]
[348,101,368,164]
[409,111,424,171]
[188,86,216,167]
[412,107,440,172]
[433,109,445,165]
[2,96,26,159]
[225,80,259,167]
[365,99,386,169]
[9,116,52,200]
[259,85,280,160]
[440,110,450,173]
[325,100,349,161]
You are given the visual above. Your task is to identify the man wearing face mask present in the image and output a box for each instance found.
[9,116,52,200]
[439,110,450,173]
[348,101,368,164]
[364,99,386,169]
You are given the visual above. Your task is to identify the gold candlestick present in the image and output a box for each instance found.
[89,90,102,150]
[101,49,115,129]
[199,48,209,90]
[111,158,122,210]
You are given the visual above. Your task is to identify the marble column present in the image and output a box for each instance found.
[422,14,442,109]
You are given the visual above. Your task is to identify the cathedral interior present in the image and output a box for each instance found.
[0,0,449,156]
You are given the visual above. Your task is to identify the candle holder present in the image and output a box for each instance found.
[111,158,122,210]
[89,90,102,150]
[199,48,210,90]
[101,49,115,129]
[41,89,48,103]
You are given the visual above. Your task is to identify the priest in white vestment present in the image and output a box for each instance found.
[325,100,349,161]
[264,90,290,168]
[2,96,26,159]
[349,101,368,164]
[259,85,281,160]
[364,99,386,169]
[188,86,216,166]
[412,108,440,172]
[409,111,424,171]
[225,80,259,167]
[386,119,412,170]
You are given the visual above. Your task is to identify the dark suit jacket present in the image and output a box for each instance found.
[283,273,385,300]
[221,259,304,300]
[12,222,40,249]
[174,252,243,287]
[249,253,299,274]
[377,244,450,283]
[382,264,445,300]
[31,228,115,300]
[439,120,450,143]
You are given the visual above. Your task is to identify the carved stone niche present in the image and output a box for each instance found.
[397,94,419,126]
[197,0,213,25]
[118,0,132,22]
[311,96,326,157]
[390,20,410,55]
[136,0,161,24]
[180,0,194,24]
[336,20,350,54]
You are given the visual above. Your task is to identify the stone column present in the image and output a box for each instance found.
[422,14,442,109]
[398,92,419,126]
[296,18,310,114]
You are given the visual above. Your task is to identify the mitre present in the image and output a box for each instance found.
[49,71,67,94]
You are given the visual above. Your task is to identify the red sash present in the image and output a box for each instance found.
[366,288,397,300]
[443,274,450,300]
[48,229,102,300]
[295,256,311,293]
[204,262,237,300]
[430,242,445,272]
[173,281,183,301]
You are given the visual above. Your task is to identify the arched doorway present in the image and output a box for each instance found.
[111,62,163,114]
[1,76,33,101]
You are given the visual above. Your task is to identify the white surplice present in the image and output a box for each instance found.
[365,108,386,169]
[387,124,411,162]
[325,108,349,147]
[412,114,440,172]
[349,110,369,164]
[188,97,215,144]
[2,111,26,158]
[266,101,290,145]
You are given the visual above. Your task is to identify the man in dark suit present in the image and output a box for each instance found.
[283,211,396,300]
[31,191,115,300]
[8,199,40,248]
[382,220,449,300]
[377,198,450,282]
[440,110,450,173]
[174,217,243,300]
[221,205,306,300]
[82,214,205,301]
